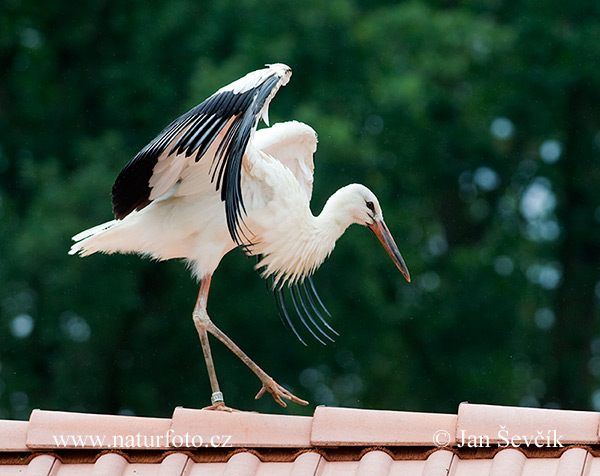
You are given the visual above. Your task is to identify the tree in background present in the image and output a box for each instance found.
[0,0,598,418]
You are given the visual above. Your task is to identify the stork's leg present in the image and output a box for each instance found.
[193,275,229,411]
[192,274,308,408]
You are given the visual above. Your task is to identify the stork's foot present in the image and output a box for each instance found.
[255,376,309,407]
[202,401,240,412]
[201,391,241,412]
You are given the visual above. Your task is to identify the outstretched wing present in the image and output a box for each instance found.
[111,63,292,244]
[252,123,333,345]
[253,121,317,201]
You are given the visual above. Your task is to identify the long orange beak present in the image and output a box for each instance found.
[368,218,411,282]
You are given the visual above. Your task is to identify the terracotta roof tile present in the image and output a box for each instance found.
[25,454,57,476]
[423,449,455,476]
[452,458,492,476]
[221,451,261,475]
[157,452,189,476]
[488,448,526,476]
[0,420,28,452]
[289,451,322,476]
[556,448,589,476]
[171,406,312,448]
[27,409,172,449]
[318,460,357,476]
[355,449,392,475]
[2,402,600,475]
[94,453,129,476]
[457,402,600,445]
[311,406,457,446]
[585,455,600,475]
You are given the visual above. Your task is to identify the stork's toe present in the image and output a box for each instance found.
[202,401,241,412]
[255,377,309,407]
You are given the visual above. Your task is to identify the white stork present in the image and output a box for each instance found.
[70,63,411,409]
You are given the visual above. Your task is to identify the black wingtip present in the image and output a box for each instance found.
[293,284,336,344]
[111,70,283,230]
[267,273,337,346]
[308,275,332,318]
[214,75,282,246]
[301,280,339,337]
[289,285,327,346]
[275,287,307,346]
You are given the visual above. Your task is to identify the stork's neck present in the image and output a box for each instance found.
[256,186,359,285]
[315,187,359,240]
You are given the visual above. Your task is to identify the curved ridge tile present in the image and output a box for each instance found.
[290,451,322,476]
[356,450,392,476]
[489,448,526,476]
[158,453,189,476]
[423,449,454,476]
[224,452,261,476]
[91,453,128,476]
[556,447,588,476]
[25,454,57,476]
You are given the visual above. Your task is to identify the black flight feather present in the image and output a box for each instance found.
[275,287,307,346]
[266,272,337,345]
[301,280,338,337]
[292,283,335,343]
[288,285,327,346]
[111,72,282,247]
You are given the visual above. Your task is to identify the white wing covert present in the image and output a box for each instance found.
[253,121,317,200]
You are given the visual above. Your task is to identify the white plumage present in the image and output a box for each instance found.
[70,64,410,409]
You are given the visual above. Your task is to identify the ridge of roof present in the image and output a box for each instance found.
[3,403,600,475]
[1,402,599,452]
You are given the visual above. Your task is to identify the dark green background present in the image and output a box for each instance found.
[1,0,599,418]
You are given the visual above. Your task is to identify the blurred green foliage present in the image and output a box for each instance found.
[1,0,599,419]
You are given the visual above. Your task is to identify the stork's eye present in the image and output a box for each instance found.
[366,201,375,212]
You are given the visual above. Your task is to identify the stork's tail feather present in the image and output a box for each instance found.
[69,220,118,256]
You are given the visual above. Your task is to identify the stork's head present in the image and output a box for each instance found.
[329,184,411,282]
